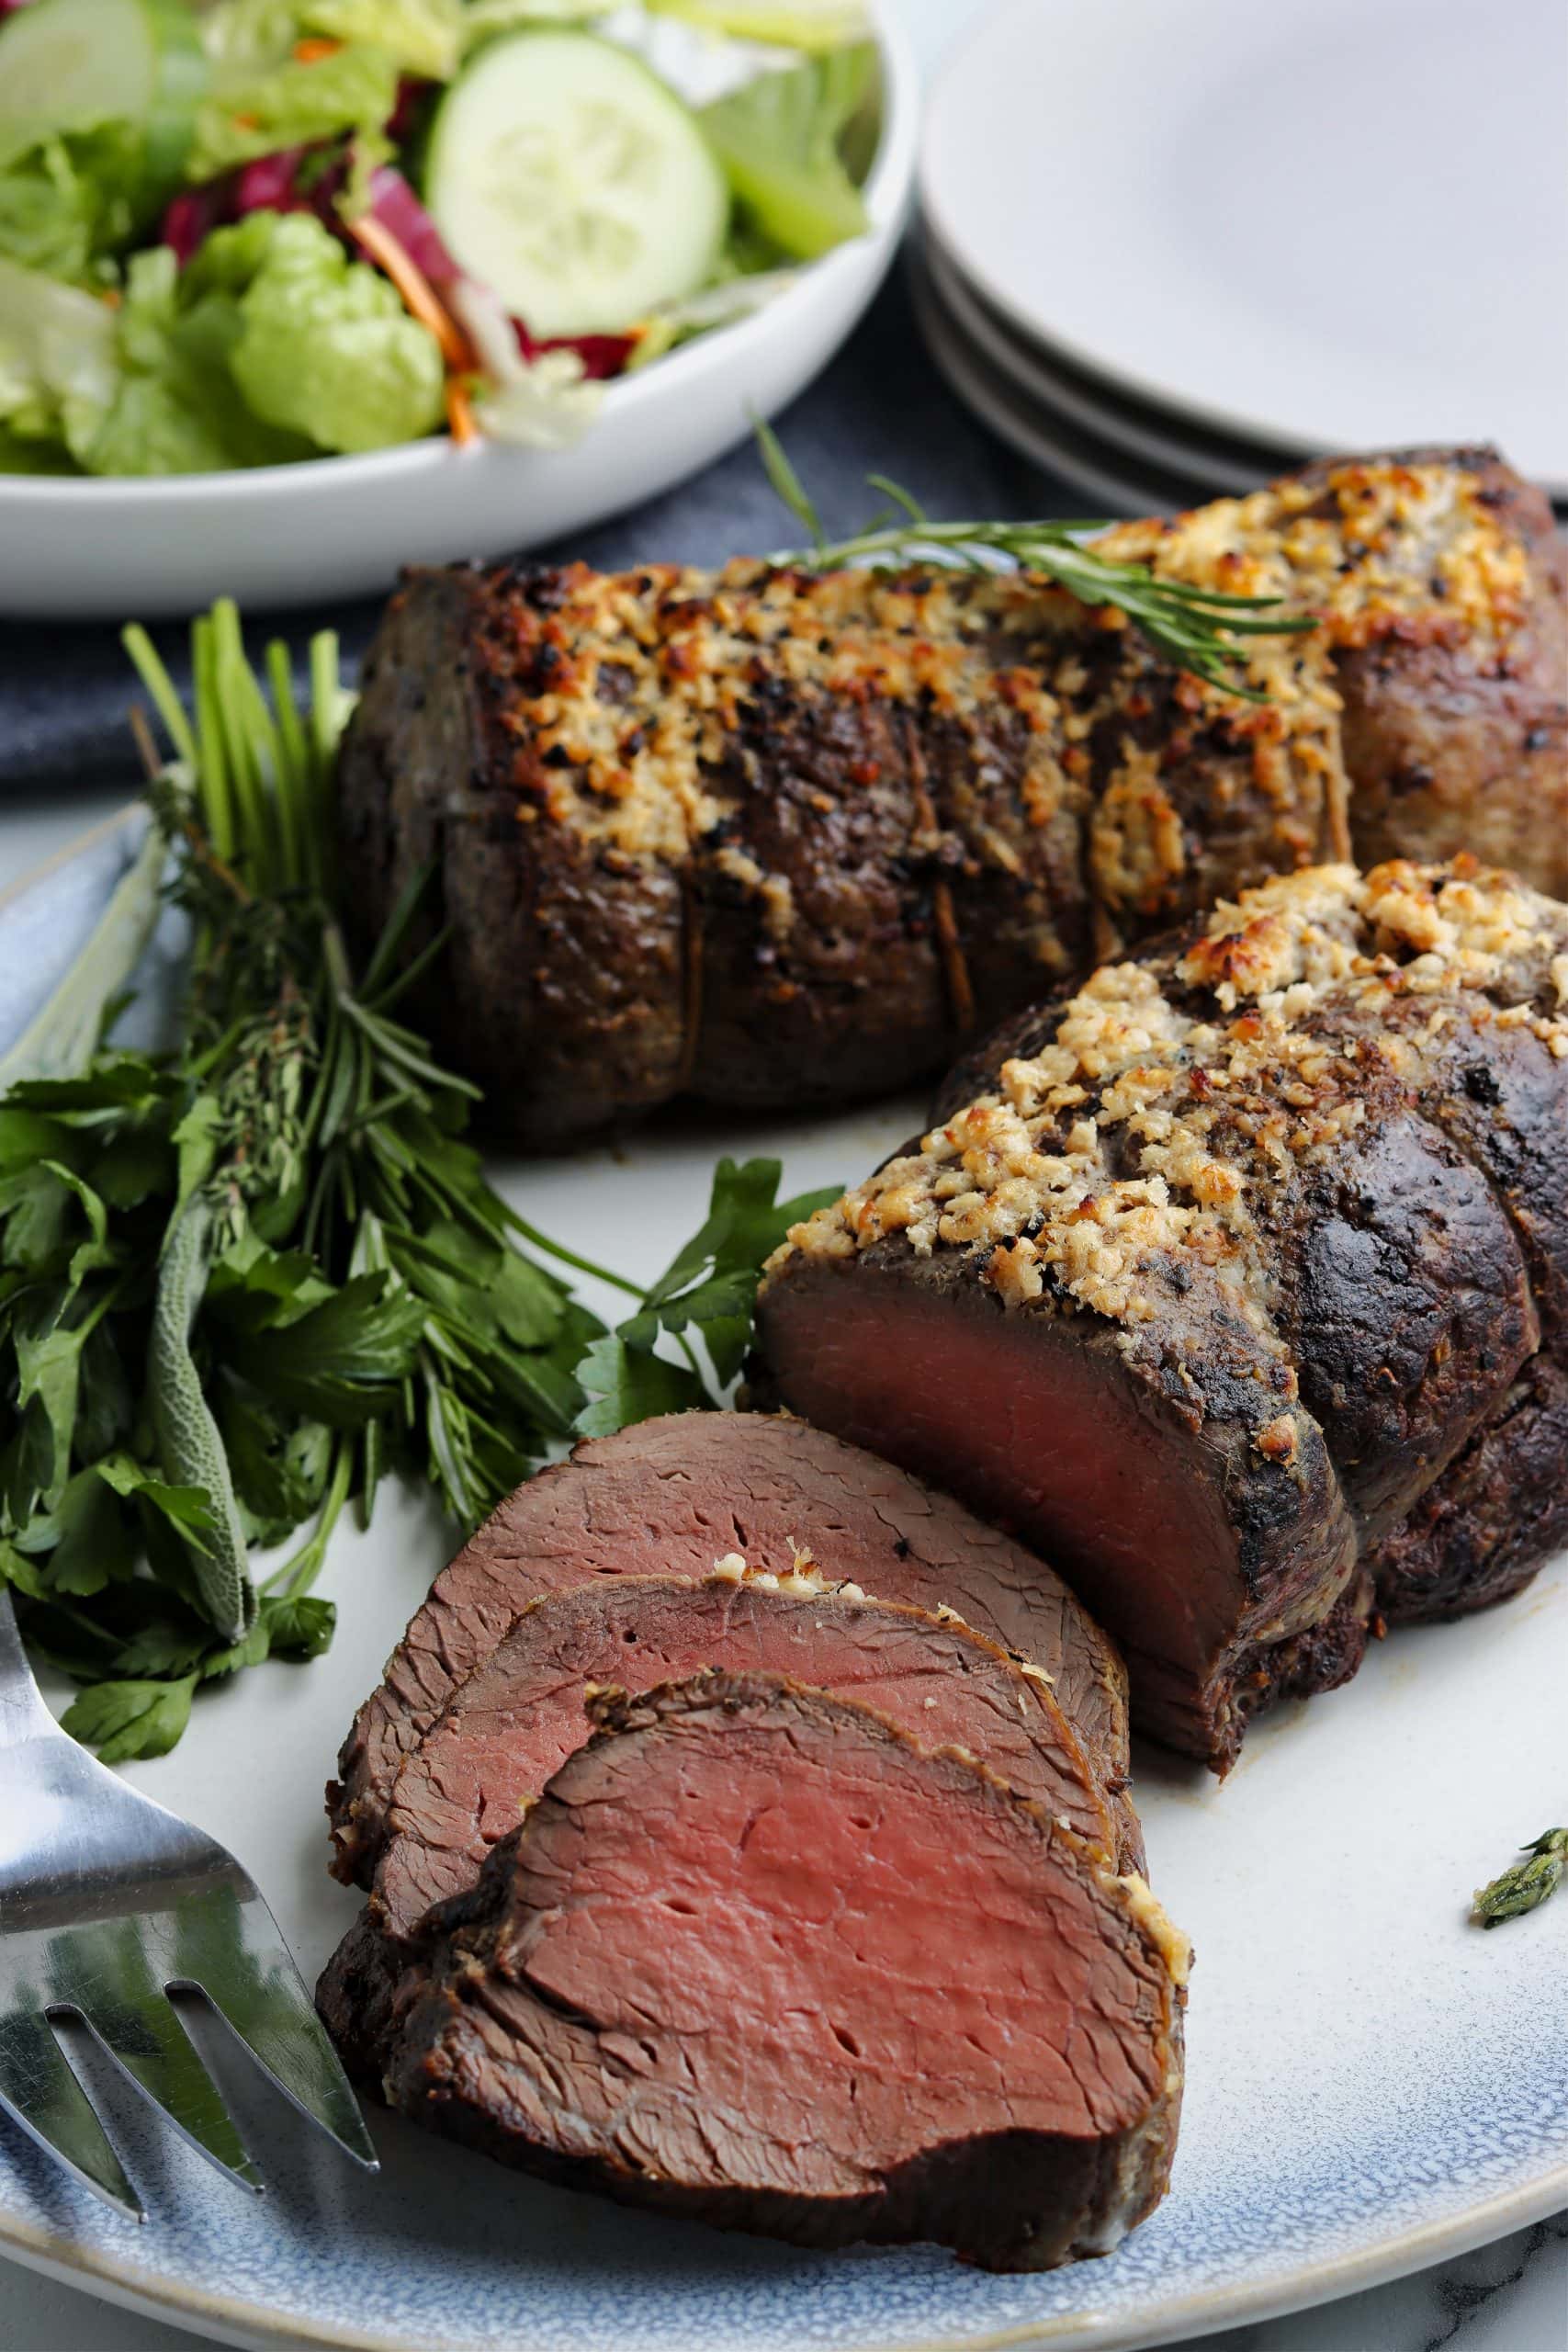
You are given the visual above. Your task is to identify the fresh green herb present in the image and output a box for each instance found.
[1472,1827,1568,1928]
[0,600,607,1755]
[573,1155,840,1438]
[2,598,842,1757]
[757,422,1318,701]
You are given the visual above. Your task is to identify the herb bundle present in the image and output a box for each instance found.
[0,605,819,1758]
[757,422,1317,700]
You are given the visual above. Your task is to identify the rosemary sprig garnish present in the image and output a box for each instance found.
[1473,1827,1568,1928]
[757,422,1315,701]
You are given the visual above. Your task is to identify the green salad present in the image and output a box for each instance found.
[0,0,881,475]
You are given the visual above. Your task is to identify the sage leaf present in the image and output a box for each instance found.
[149,1196,253,1641]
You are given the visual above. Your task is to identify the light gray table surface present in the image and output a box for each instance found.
[2,1,1564,2346]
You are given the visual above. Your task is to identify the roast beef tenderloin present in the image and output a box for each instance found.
[370,1566,1140,1943]
[336,447,1566,1146]
[320,1564,1141,2087]
[382,1672,1190,2270]
[756,858,1568,1769]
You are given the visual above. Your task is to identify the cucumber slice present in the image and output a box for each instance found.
[424,33,729,339]
[0,0,204,195]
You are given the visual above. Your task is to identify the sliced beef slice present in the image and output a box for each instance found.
[329,1412,1129,1887]
[384,1672,1189,2271]
[758,859,1568,1767]
[367,1567,1138,1951]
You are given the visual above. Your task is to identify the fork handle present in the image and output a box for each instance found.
[0,1586,59,1750]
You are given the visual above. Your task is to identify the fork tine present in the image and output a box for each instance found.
[71,1996,261,2192]
[0,2009,142,2220]
[175,1891,378,2170]
[44,1914,260,2191]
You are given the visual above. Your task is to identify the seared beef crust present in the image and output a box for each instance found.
[759,858,1568,1768]
[337,448,1566,1148]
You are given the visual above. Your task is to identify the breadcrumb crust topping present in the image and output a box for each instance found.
[491,458,1532,930]
[762,859,1568,1355]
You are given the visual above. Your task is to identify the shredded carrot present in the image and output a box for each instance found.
[346,214,473,371]
[232,111,261,131]
[445,378,479,447]
[293,36,341,62]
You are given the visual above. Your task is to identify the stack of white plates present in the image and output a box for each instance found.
[917,0,1568,514]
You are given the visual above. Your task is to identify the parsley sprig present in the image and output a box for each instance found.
[575,1156,840,1438]
[757,422,1316,700]
[0,604,829,1758]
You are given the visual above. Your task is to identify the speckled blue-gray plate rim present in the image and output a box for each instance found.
[2,815,1565,2352]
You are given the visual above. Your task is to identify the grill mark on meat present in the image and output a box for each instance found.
[376,1672,1188,2270]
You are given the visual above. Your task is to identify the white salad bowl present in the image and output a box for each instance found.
[0,5,917,623]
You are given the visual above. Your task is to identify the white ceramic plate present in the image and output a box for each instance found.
[1,814,1566,2352]
[920,0,1568,495]
[0,8,917,624]
[918,232,1283,500]
[909,253,1192,514]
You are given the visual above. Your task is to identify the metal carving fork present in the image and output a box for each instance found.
[0,1589,376,2217]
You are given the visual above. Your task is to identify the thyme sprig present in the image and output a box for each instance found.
[757,422,1315,700]
[1473,1827,1568,1928]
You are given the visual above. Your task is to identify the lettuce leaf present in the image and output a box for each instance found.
[225,209,445,452]
[458,0,605,37]
[645,0,872,50]
[0,126,149,282]
[200,0,458,80]
[0,256,118,466]
[189,39,400,179]
[85,243,310,473]
[302,0,461,81]
[0,424,80,472]
[0,202,443,475]
[700,43,876,261]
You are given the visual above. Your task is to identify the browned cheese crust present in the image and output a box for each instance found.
[336,447,1567,1146]
[756,858,1568,1769]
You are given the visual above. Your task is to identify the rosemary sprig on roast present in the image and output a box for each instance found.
[1473,1828,1568,1928]
[757,421,1315,699]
